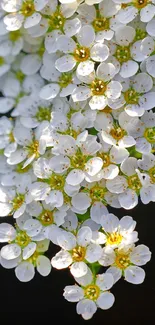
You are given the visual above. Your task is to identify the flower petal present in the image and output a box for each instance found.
[97,292,115,310]
[15,262,35,282]
[36,255,51,276]
[124,266,145,284]
[85,243,102,263]
[1,243,21,260]
[51,250,72,269]
[70,261,88,278]
[96,273,114,291]
[130,245,151,266]
[63,285,84,302]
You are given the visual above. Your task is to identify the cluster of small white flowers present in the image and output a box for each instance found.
[0,0,154,319]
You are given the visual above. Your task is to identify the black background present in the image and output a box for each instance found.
[0,202,155,323]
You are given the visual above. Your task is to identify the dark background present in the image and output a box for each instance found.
[0,202,155,323]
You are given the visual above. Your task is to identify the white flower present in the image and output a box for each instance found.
[99,244,151,284]
[133,111,154,153]
[94,213,138,248]
[0,116,17,154]
[72,62,122,110]
[81,179,120,209]
[56,25,109,76]
[48,97,96,135]
[12,92,53,128]
[49,111,89,139]
[108,26,141,78]
[51,226,102,277]
[2,0,48,31]
[26,201,67,237]
[14,239,51,281]
[119,110,155,155]
[51,132,102,189]
[77,1,121,41]
[31,1,81,41]
[40,66,80,99]
[100,116,136,148]
[106,157,151,209]
[64,269,115,320]
[0,222,40,260]
[0,72,45,115]
[6,122,47,168]
[119,73,154,117]
[114,0,155,23]
[30,155,73,209]
[0,173,33,218]
[137,153,155,203]
[0,220,51,280]
[44,3,81,53]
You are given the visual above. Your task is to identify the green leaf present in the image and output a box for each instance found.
[77,210,90,222]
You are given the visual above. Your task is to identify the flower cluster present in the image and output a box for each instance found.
[0,0,154,320]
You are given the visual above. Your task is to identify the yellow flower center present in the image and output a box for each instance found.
[36,107,51,122]
[144,127,155,143]
[21,1,35,17]
[106,232,123,246]
[49,174,65,190]
[15,231,31,248]
[92,17,110,32]
[0,56,4,66]
[133,0,149,9]
[149,167,155,183]
[128,174,142,191]
[27,251,40,265]
[72,246,86,262]
[74,47,90,62]
[90,186,107,202]
[12,194,25,211]
[60,128,79,139]
[15,70,25,83]
[70,149,87,169]
[84,285,100,300]
[121,3,128,8]
[39,210,54,226]
[110,127,125,140]
[135,28,147,41]
[9,30,21,42]
[91,79,107,96]
[49,10,65,30]
[115,46,131,63]
[115,253,130,269]
[9,132,15,143]
[124,88,140,105]
[26,140,40,158]
[58,73,73,88]
[99,152,111,167]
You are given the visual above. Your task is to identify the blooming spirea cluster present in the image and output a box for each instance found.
[0,0,154,319]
